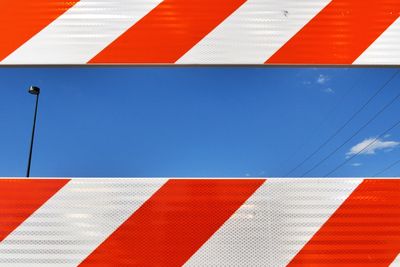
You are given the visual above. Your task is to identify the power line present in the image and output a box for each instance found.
[301,80,400,176]
[324,117,400,177]
[285,70,399,176]
[373,158,400,177]
[280,72,360,176]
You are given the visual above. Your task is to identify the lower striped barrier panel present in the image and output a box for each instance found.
[0,178,398,266]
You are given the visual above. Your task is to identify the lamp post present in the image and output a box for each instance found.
[27,86,40,177]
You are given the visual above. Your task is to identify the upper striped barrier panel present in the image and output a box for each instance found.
[0,178,399,266]
[0,0,399,65]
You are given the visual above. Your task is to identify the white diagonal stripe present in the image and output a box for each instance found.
[0,178,167,267]
[354,18,400,65]
[177,0,331,64]
[185,178,362,267]
[1,0,162,64]
[390,254,400,267]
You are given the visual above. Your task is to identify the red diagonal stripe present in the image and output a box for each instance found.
[267,0,400,64]
[80,179,265,266]
[288,179,400,267]
[0,179,69,241]
[89,0,245,63]
[0,0,78,61]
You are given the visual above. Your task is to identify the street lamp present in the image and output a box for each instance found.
[27,86,40,177]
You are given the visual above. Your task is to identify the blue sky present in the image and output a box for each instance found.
[0,67,399,177]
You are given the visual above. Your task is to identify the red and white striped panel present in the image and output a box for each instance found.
[1,0,399,64]
[0,178,398,266]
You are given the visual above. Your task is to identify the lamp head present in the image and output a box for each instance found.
[28,86,40,95]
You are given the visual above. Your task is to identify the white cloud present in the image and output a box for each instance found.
[323,88,335,94]
[351,163,362,167]
[317,74,330,84]
[346,137,400,157]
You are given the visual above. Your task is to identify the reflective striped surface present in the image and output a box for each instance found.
[1,0,399,64]
[0,178,399,266]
